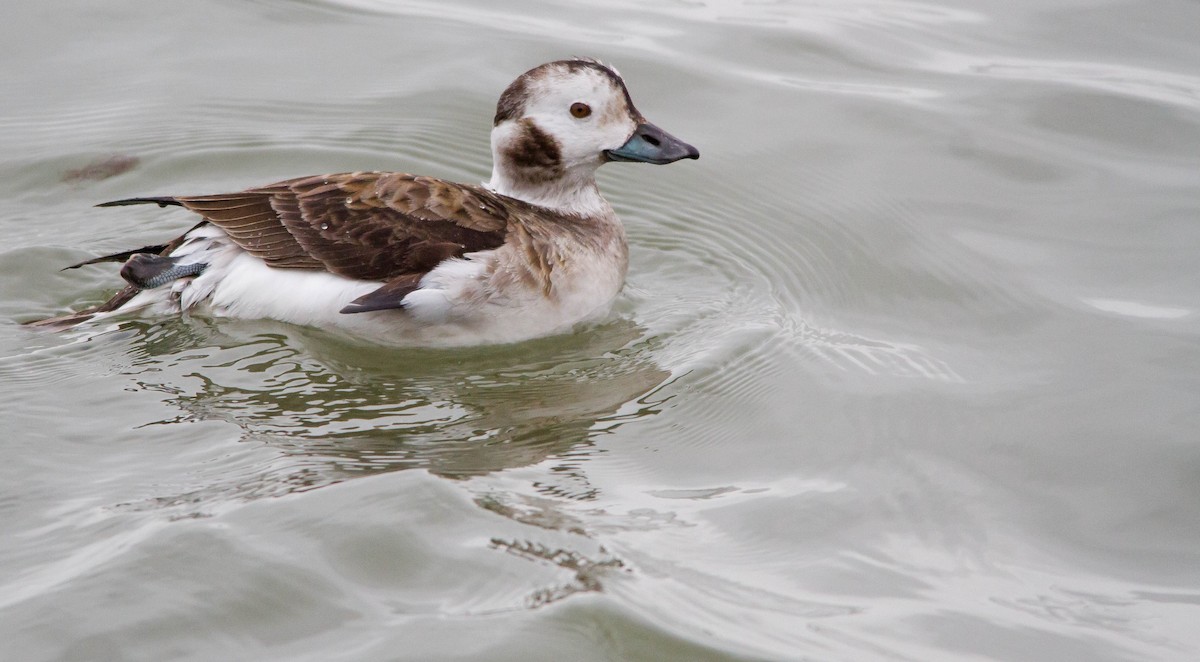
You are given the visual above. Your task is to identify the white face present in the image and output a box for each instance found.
[515,66,641,167]
[488,59,697,211]
[491,61,642,185]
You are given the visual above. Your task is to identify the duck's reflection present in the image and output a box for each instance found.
[122,317,670,505]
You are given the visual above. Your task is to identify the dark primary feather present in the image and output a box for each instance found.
[340,274,425,314]
[96,197,183,209]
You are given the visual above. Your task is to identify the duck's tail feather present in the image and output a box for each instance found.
[29,218,207,331]
[62,245,171,271]
[24,285,141,330]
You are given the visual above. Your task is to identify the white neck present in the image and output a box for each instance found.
[486,164,611,217]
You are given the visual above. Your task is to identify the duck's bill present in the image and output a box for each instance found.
[605,122,700,165]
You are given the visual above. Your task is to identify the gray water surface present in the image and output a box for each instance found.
[4,1,1200,660]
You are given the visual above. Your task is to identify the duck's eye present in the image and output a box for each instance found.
[570,102,592,119]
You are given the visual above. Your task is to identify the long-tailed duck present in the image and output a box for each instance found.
[31,58,698,346]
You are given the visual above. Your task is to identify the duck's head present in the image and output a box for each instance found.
[488,58,699,212]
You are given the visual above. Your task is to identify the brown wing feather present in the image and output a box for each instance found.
[172,172,510,281]
[32,173,517,327]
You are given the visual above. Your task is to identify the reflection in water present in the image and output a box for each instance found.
[115,317,669,510]
[489,538,627,608]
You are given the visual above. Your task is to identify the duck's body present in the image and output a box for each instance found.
[82,172,629,346]
[32,58,697,346]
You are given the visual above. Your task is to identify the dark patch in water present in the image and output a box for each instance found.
[62,155,139,183]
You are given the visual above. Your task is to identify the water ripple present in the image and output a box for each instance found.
[928,53,1200,110]
[613,163,965,384]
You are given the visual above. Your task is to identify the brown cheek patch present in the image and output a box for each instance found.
[503,119,564,183]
